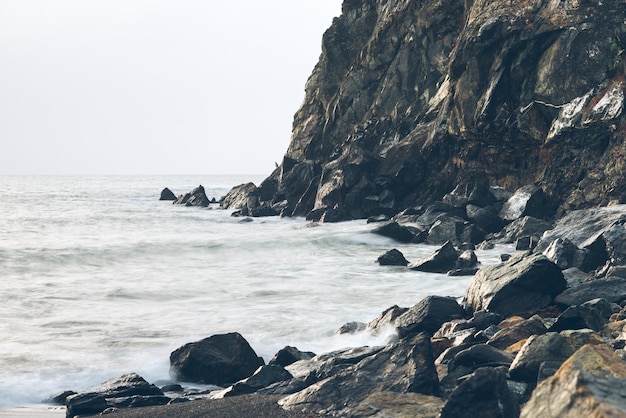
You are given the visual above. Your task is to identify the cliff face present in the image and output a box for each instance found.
[236,0,626,221]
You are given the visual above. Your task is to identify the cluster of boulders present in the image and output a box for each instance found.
[160,185,218,207]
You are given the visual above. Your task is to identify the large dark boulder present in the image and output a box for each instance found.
[465,252,566,316]
[65,373,167,418]
[169,332,265,385]
[269,346,316,367]
[555,277,626,306]
[408,241,460,273]
[371,220,425,243]
[220,183,259,210]
[377,248,410,266]
[440,367,520,418]
[159,187,177,201]
[173,185,211,207]
[395,295,465,337]
[279,333,439,416]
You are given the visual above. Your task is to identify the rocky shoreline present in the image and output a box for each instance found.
[50,179,626,417]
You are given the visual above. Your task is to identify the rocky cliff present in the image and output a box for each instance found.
[225,0,626,222]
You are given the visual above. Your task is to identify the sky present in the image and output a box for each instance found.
[0,1,342,175]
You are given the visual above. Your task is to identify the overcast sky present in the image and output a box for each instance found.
[0,1,341,175]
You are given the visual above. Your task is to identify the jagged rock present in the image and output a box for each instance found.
[279,333,439,416]
[508,331,604,383]
[499,186,550,221]
[458,250,478,269]
[335,321,367,335]
[466,205,506,234]
[395,295,465,337]
[223,365,292,397]
[555,277,626,306]
[352,392,444,418]
[465,252,566,316]
[377,248,409,266]
[65,373,166,418]
[416,203,467,231]
[159,187,177,201]
[371,220,425,243]
[541,238,588,270]
[549,298,615,332]
[365,305,409,336]
[562,267,594,288]
[487,315,547,350]
[521,345,626,418]
[426,216,466,245]
[173,185,211,207]
[440,367,520,418]
[408,241,459,273]
[269,346,316,367]
[169,332,264,385]
[220,183,259,210]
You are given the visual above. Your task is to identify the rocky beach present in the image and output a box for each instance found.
[48,0,626,416]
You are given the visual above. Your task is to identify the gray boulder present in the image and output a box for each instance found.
[169,332,264,385]
[279,333,439,416]
[408,241,459,273]
[555,277,626,306]
[159,187,177,201]
[465,252,566,316]
[173,185,211,207]
[223,364,292,397]
[499,185,550,221]
[377,248,409,266]
[269,346,316,367]
[395,295,465,337]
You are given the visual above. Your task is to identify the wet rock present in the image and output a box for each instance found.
[541,238,588,270]
[395,295,465,337]
[173,185,211,207]
[499,186,550,221]
[465,252,566,316]
[269,346,316,367]
[487,315,547,350]
[521,345,626,417]
[169,332,265,385]
[365,304,409,337]
[448,344,514,373]
[335,321,367,335]
[65,373,166,418]
[549,298,615,332]
[493,217,552,244]
[371,220,425,243]
[555,277,626,306]
[377,248,409,266]
[159,187,177,201]
[279,333,439,416]
[426,216,466,245]
[466,205,506,234]
[408,241,459,273]
[440,367,520,418]
[220,183,259,210]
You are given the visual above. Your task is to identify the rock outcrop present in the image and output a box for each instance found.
[223,0,626,223]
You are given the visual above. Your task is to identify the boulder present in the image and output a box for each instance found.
[448,344,514,373]
[159,187,177,201]
[223,364,293,397]
[220,183,259,210]
[352,392,444,418]
[541,238,588,270]
[377,248,409,266]
[335,321,367,335]
[65,373,167,418]
[440,367,520,418]
[408,241,459,273]
[371,221,425,243]
[173,185,211,207]
[493,216,552,244]
[466,205,506,234]
[416,202,467,230]
[521,345,626,417]
[365,305,409,336]
[279,333,439,416]
[426,216,466,245]
[487,314,547,350]
[395,295,465,337]
[465,252,566,316]
[508,331,604,383]
[555,277,626,306]
[499,185,550,221]
[169,332,265,385]
[549,298,615,332]
[269,346,316,367]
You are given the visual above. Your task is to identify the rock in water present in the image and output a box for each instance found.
[408,241,459,273]
[173,185,211,207]
[159,187,177,201]
[377,248,409,266]
[465,252,566,316]
[169,332,265,385]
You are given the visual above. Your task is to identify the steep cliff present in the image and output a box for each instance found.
[226,0,626,221]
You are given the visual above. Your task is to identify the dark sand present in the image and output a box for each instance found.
[87,395,320,418]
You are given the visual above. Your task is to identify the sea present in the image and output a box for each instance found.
[0,175,511,410]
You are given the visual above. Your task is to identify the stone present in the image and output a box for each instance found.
[487,315,547,350]
[173,185,211,207]
[555,277,626,306]
[269,346,316,367]
[169,332,265,385]
[458,250,478,269]
[279,333,439,416]
[223,364,292,397]
[499,185,550,221]
[220,183,259,210]
[352,392,444,418]
[521,345,626,418]
[448,344,514,373]
[426,216,466,245]
[395,295,465,337]
[371,221,425,243]
[365,304,409,337]
[493,217,552,244]
[408,241,459,273]
[465,252,566,316]
[440,367,520,418]
[159,187,177,201]
[335,321,367,335]
[541,238,588,270]
[549,298,615,332]
[466,205,506,234]
[515,236,540,251]
[65,373,166,418]
[377,248,409,266]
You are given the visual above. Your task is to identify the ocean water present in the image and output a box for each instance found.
[0,175,510,408]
